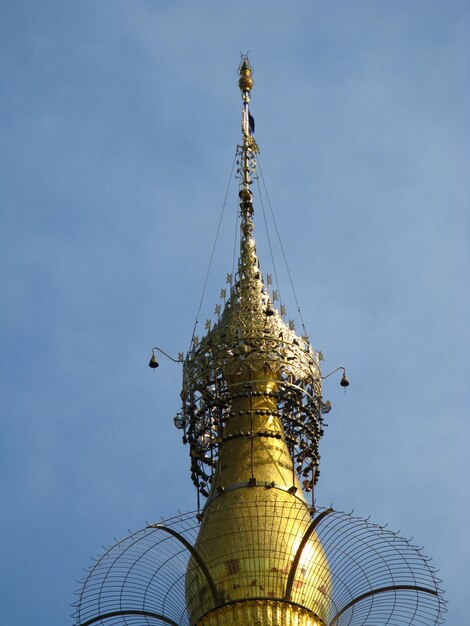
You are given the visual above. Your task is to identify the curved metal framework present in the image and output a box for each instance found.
[285,508,334,600]
[148,525,220,606]
[78,611,180,626]
[73,506,446,626]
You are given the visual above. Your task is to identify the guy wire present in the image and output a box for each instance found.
[189,149,238,349]
[255,176,283,313]
[257,156,309,339]
[232,194,240,286]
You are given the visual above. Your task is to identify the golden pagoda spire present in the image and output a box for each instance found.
[182,56,332,626]
[74,57,446,626]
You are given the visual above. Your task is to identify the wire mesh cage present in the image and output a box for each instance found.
[73,504,445,626]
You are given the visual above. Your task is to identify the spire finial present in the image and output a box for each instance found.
[237,56,259,238]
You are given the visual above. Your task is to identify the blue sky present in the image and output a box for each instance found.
[1,1,468,624]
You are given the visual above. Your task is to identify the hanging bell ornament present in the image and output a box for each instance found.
[340,371,349,387]
[149,353,159,369]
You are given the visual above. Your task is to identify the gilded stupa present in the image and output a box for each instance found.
[73,58,445,626]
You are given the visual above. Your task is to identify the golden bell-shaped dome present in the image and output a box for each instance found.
[186,487,332,625]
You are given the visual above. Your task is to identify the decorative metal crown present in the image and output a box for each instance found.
[178,215,331,499]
